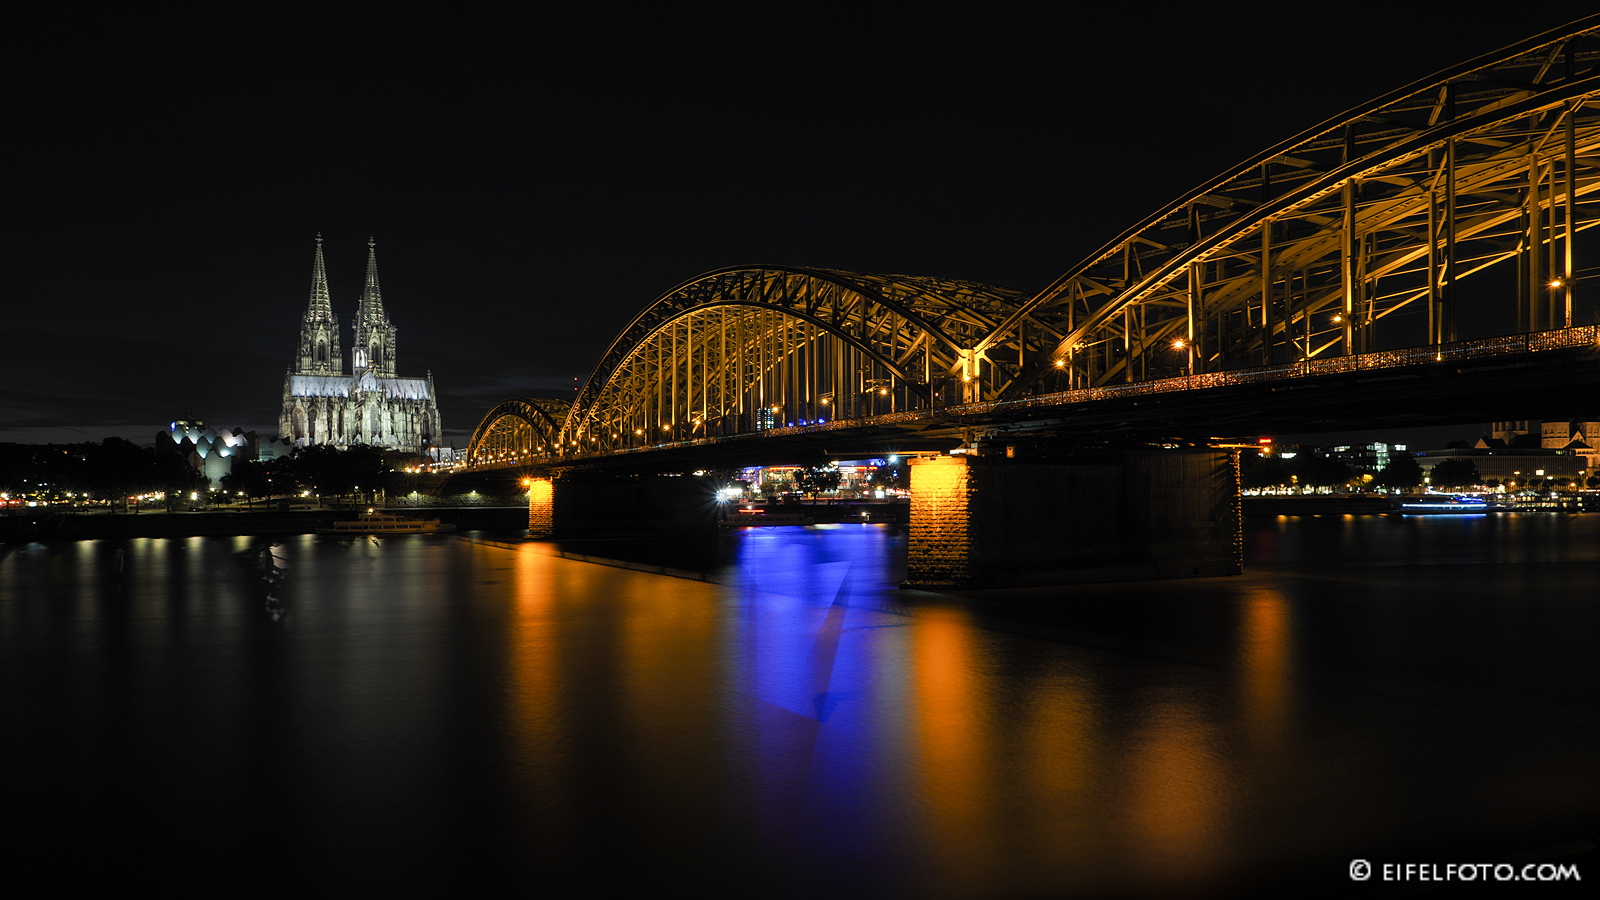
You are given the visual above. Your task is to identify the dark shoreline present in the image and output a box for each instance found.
[0,506,529,542]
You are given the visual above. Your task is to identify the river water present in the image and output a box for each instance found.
[2,514,1596,897]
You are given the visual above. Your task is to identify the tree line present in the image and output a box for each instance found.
[1241,448,1597,490]
[0,438,208,511]
[1,439,408,511]
[218,444,401,505]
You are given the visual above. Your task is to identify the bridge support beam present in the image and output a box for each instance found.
[905,449,1241,588]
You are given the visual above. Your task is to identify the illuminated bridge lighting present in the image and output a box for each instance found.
[461,24,1598,470]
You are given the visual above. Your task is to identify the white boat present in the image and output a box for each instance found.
[317,510,457,534]
[1400,495,1488,515]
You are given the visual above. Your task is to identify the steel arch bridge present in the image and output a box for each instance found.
[555,267,1040,454]
[971,17,1600,393]
[469,19,1600,468]
[465,398,571,467]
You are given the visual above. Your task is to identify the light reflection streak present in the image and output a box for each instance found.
[1121,700,1228,884]
[504,541,576,865]
[910,606,999,895]
[1239,587,1295,753]
[1014,671,1102,890]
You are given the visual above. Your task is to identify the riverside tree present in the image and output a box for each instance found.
[1427,458,1482,488]
[1375,455,1424,489]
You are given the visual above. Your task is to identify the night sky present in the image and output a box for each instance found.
[10,9,1588,448]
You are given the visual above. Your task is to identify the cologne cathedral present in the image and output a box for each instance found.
[279,237,441,452]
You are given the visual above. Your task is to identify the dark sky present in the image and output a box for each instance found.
[8,8,1589,447]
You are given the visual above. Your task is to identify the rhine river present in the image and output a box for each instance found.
[2,514,1596,897]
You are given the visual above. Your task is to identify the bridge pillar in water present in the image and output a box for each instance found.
[526,476,554,537]
[905,449,1242,588]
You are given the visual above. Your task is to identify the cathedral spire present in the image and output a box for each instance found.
[307,232,334,320]
[358,236,384,317]
[353,236,397,376]
[293,233,342,375]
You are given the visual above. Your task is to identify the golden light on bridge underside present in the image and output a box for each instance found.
[1171,339,1187,350]
[1550,279,1564,289]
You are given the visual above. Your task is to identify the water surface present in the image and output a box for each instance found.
[2,515,1596,897]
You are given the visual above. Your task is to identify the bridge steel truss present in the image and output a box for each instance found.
[471,20,1600,468]
[556,267,1039,454]
[976,19,1600,396]
[464,397,572,467]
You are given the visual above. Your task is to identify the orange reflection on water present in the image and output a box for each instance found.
[503,542,576,864]
[1121,701,1228,885]
[910,606,999,894]
[1010,672,1103,891]
[1239,587,1295,751]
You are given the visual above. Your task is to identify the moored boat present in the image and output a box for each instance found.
[718,509,815,527]
[1400,495,1488,515]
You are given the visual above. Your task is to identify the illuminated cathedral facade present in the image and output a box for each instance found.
[280,237,441,452]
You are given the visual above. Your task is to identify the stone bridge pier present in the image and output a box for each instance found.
[904,449,1241,588]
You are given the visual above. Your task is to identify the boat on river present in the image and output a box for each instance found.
[1400,495,1488,515]
[718,509,815,527]
[316,510,456,534]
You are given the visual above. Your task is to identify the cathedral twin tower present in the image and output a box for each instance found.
[280,236,441,452]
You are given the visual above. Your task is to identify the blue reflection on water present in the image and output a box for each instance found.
[2,516,1597,897]
[719,525,914,875]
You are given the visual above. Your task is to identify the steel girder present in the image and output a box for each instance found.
[465,397,571,467]
[558,266,1034,455]
[978,18,1600,397]
[473,21,1600,469]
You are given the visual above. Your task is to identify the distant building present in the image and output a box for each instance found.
[279,236,441,453]
[1489,420,1532,444]
[1324,441,1407,473]
[156,417,294,487]
[1415,446,1586,483]
[1541,420,1599,473]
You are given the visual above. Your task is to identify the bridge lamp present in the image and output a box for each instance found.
[879,388,889,395]
[1549,279,1564,289]
[1331,314,1343,324]
[1053,359,1065,368]
[1171,338,1186,350]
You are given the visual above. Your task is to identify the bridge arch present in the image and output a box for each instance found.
[468,20,1599,470]
[465,397,572,467]
[973,19,1600,396]
[558,266,1039,454]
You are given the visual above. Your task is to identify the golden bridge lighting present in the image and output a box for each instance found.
[1550,279,1564,289]
[1171,339,1186,350]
